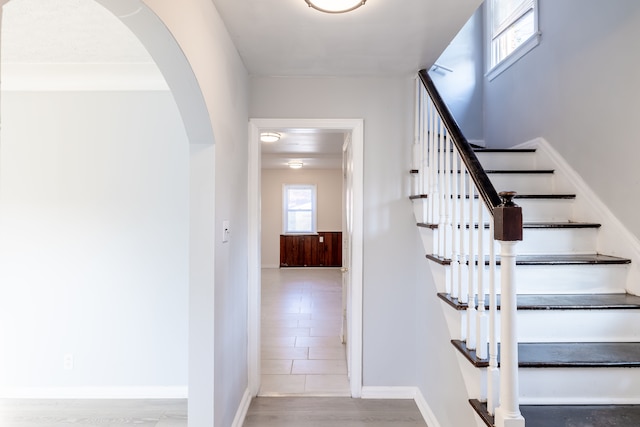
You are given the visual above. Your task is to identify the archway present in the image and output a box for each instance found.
[0,0,216,424]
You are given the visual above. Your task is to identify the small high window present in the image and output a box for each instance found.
[487,0,540,79]
[283,184,317,234]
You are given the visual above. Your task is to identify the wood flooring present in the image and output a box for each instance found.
[242,397,428,427]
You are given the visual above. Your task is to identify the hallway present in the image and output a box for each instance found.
[260,268,350,396]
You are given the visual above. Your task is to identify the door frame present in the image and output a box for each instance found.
[248,118,364,398]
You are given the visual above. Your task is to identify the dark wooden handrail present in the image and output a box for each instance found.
[418,69,503,214]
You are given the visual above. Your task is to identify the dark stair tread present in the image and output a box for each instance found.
[474,148,537,153]
[438,169,554,174]
[452,340,640,368]
[426,253,631,266]
[410,193,577,200]
[470,399,640,427]
[486,169,554,174]
[417,221,601,230]
[437,292,640,311]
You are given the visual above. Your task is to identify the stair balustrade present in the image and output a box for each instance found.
[413,70,525,427]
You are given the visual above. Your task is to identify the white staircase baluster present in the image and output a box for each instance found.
[459,164,468,343]
[487,220,500,416]
[450,150,460,300]
[428,99,437,227]
[437,121,446,257]
[412,78,421,197]
[443,133,453,262]
[476,202,488,362]
[466,184,477,351]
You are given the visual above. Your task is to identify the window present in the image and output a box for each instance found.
[487,0,539,80]
[283,184,317,234]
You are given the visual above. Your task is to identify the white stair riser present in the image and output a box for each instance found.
[420,227,599,257]
[448,263,628,295]
[520,367,640,404]
[412,195,575,224]
[519,227,598,255]
[515,310,640,342]
[443,309,640,343]
[489,173,555,195]
[516,198,575,222]
[475,152,537,170]
[509,264,628,294]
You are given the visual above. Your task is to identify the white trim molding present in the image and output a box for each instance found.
[361,386,441,427]
[231,388,252,427]
[248,118,365,398]
[0,386,188,399]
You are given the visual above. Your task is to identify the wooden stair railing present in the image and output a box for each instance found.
[413,69,524,427]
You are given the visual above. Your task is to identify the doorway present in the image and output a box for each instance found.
[248,118,363,398]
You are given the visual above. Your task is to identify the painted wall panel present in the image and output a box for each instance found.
[0,90,189,391]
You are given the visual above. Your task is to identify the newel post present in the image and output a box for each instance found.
[493,191,525,427]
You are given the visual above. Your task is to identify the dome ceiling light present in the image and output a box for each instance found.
[260,132,281,143]
[288,161,304,169]
[304,0,367,14]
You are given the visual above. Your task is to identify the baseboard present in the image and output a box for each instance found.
[414,388,443,427]
[231,388,252,427]
[515,137,640,294]
[0,386,188,399]
[361,386,440,427]
[361,386,417,399]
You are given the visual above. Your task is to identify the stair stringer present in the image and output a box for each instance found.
[411,205,485,427]
[515,137,640,296]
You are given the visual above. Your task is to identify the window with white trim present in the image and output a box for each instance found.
[487,0,539,78]
[283,184,317,234]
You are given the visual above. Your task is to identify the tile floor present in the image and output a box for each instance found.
[260,267,350,396]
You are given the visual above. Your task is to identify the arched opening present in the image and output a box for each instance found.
[0,0,215,422]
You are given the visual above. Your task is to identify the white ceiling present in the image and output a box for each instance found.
[261,128,345,170]
[0,0,481,168]
[212,0,482,168]
[211,0,482,77]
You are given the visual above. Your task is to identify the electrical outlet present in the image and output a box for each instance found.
[63,353,73,370]
[222,220,230,243]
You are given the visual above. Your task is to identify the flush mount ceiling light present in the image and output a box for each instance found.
[288,161,304,169]
[305,0,366,14]
[260,132,281,143]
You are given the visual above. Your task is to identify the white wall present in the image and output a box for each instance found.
[250,76,476,425]
[431,5,484,142]
[484,0,640,240]
[142,2,250,426]
[261,168,343,268]
[0,90,189,393]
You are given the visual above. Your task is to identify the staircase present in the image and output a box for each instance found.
[412,71,640,427]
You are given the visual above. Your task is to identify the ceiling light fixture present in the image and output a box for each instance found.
[304,0,366,14]
[288,161,303,169]
[260,132,281,143]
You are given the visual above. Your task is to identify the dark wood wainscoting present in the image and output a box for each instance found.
[280,232,342,267]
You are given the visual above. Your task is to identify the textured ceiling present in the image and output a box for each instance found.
[1,0,153,64]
